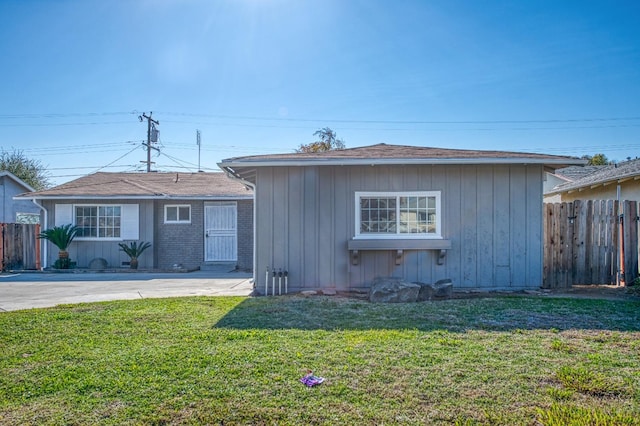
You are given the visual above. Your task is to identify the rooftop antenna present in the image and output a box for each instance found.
[196,129,202,172]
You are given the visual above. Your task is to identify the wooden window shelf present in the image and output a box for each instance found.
[347,239,452,266]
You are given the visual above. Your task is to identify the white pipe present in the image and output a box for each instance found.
[272,269,276,296]
[265,266,269,296]
[284,270,288,294]
[278,269,282,295]
[32,199,47,269]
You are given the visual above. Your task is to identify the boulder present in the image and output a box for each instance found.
[369,277,420,303]
[88,258,108,270]
[416,278,453,301]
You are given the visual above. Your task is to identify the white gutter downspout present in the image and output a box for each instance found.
[32,199,48,270]
[221,169,257,290]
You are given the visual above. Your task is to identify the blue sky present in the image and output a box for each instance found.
[1,0,639,185]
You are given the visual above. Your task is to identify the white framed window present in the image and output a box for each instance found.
[75,205,122,239]
[355,191,442,239]
[164,205,191,224]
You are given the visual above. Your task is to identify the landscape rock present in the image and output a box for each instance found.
[88,258,108,270]
[415,278,454,301]
[321,288,337,296]
[300,290,318,296]
[369,277,420,303]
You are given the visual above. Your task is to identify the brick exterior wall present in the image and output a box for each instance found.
[155,200,253,271]
[236,199,253,271]
[155,201,204,270]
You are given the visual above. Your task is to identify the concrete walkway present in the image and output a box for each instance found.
[0,271,254,312]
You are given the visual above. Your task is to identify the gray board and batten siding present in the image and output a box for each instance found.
[41,199,156,269]
[252,163,544,292]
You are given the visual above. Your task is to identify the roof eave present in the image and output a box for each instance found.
[219,157,586,168]
[15,195,253,201]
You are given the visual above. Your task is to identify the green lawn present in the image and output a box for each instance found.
[1,295,639,425]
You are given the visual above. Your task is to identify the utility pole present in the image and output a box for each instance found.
[138,112,160,172]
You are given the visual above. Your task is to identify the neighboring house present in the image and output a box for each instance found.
[545,159,640,202]
[543,165,602,203]
[219,143,583,293]
[1,171,40,223]
[15,172,253,270]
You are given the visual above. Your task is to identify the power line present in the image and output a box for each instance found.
[158,111,640,125]
[47,164,139,171]
[93,145,143,174]
[0,111,137,119]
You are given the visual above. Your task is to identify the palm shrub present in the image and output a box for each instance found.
[118,241,151,269]
[38,224,79,269]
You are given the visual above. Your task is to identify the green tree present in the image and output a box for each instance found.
[296,127,346,153]
[581,153,610,166]
[0,149,50,190]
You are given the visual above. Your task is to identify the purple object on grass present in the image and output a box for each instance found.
[300,373,325,387]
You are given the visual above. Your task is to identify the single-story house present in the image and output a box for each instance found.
[543,165,603,203]
[1,171,41,223]
[545,159,640,202]
[219,143,583,293]
[16,172,253,270]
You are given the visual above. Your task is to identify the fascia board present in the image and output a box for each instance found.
[15,195,253,201]
[220,157,586,168]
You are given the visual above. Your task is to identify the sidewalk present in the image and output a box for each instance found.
[0,270,254,312]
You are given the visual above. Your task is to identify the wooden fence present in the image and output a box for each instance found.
[0,223,40,271]
[543,200,639,288]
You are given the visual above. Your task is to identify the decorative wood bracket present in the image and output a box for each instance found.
[351,249,359,265]
[347,239,452,266]
[395,249,404,265]
[437,249,447,265]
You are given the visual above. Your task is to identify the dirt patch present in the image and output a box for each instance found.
[545,285,640,301]
[338,285,640,302]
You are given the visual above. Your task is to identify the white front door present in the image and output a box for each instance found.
[204,202,237,262]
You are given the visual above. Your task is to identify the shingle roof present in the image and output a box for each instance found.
[17,172,252,199]
[549,159,640,194]
[219,143,584,183]
[553,165,606,181]
[222,143,582,163]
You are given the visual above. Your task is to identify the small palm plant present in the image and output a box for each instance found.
[118,241,151,269]
[38,224,79,269]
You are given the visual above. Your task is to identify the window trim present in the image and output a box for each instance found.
[354,191,442,239]
[73,204,123,241]
[164,204,191,224]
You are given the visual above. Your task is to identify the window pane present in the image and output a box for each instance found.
[76,206,98,237]
[398,196,434,234]
[360,197,396,234]
[178,206,190,221]
[166,207,177,221]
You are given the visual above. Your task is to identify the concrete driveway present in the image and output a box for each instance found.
[0,271,254,312]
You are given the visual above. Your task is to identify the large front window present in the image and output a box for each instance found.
[75,205,121,238]
[355,191,441,238]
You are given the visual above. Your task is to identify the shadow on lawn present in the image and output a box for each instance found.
[213,295,640,332]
